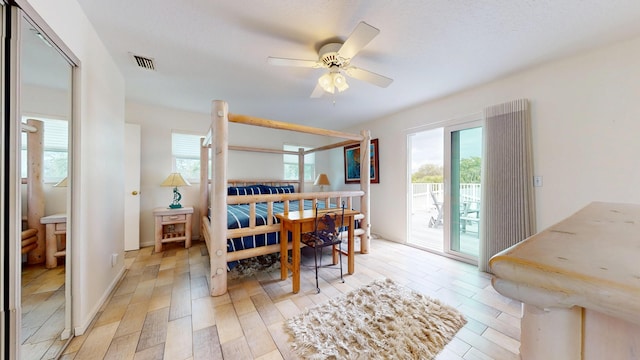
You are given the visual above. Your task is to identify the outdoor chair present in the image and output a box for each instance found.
[301,202,346,293]
[428,191,443,228]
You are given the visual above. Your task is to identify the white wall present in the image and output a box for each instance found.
[345,35,640,243]
[27,0,126,334]
[125,101,331,248]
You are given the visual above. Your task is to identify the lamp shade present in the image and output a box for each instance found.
[161,172,191,187]
[161,173,190,209]
[314,173,330,186]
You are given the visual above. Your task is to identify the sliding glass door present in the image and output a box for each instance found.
[408,119,482,262]
[445,124,482,258]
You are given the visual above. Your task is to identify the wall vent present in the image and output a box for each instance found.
[131,54,155,70]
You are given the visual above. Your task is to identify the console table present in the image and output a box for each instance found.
[490,201,640,359]
[153,206,193,252]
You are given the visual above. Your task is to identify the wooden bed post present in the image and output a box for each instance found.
[27,119,46,264]
[360,130,371,254]
[199,137,208,220]
[297,147,305,193]
[210,100,229,296]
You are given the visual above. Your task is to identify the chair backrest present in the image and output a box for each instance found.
[430,191,443,212]
[313,202,346,243]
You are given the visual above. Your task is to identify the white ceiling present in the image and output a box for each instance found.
[74,0,640,130]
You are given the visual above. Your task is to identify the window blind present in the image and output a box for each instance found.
[172,132,201,159]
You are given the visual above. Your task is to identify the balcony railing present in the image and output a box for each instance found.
[411,182,481,212]
[410,182,481,255]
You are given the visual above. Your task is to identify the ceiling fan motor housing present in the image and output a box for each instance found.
[318,43,347,67]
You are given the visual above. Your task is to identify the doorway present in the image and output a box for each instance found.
[408,120,482,262]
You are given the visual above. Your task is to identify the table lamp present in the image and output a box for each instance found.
[314,173,330,192]
[161,172,191,208]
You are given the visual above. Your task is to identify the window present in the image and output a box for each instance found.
[21,118,68,183]
[172,132,202,182]
[283,144,315,181]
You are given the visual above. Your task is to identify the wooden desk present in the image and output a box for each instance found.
[40,213,66,269]
[153,206,193,252]
[276,208,358,293]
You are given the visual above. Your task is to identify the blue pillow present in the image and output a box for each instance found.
[259,185,295,194]
[227,185,263,196]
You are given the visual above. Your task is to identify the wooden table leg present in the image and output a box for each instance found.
[333,214,352,265]
[185,213,193,248]
[348,216,355,274]
[154,219,163,253]
[292,223,301,293]
[45,223,57,269]
[280,226,287,281]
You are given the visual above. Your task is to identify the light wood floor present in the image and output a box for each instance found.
[21,262,67,359]
[59,237,521,360]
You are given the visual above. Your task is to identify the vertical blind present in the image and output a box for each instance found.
[479,99,536,272]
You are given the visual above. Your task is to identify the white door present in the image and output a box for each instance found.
[124,123,141,250]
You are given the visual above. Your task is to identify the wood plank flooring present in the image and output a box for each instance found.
[21,262,67,359]
[59,237,521,359]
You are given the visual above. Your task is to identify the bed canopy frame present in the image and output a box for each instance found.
[200,100,372,296]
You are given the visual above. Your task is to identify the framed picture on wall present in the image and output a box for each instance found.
[344,138,379,184]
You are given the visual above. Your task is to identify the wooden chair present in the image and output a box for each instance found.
[460,201,480,233]
[301,202,345,293]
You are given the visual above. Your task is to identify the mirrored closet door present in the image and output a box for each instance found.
[17,8,74,359]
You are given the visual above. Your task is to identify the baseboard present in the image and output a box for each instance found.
[140,240,154,248]
[73,266,126,335]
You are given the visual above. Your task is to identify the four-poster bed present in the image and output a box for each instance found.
[199,100,372,296]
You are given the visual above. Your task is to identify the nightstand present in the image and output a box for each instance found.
[40,213,67,269]
[153,206,193,252]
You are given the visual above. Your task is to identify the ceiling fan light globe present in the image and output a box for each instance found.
[334,73,349,92]
[336,82,349,92]
[318,73,335,93]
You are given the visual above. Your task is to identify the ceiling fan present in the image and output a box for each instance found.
[267,21,393,98]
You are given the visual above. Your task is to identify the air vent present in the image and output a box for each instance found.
[131,54,155,71]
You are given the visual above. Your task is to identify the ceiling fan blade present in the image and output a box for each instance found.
[267,57,323,68]
[310,82,326,98]
[338,21,380,60]
[344,66,393,88]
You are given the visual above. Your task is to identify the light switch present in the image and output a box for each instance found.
[533,176,543,187]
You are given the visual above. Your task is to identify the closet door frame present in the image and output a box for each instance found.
[3,2,80,358]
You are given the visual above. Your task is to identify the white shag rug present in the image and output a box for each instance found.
[284,278,467,360]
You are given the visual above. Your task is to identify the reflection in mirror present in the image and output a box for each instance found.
[18,13,73,359]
